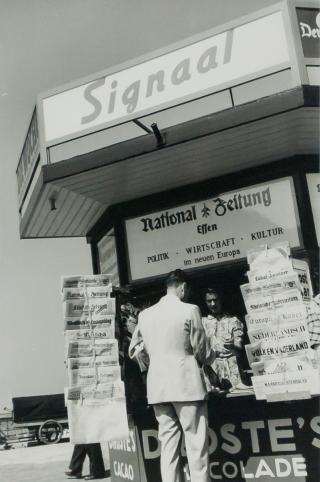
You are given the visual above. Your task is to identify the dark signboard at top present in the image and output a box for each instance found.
[296,8,320,58]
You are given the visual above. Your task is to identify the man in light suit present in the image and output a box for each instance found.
[129,269,215,482]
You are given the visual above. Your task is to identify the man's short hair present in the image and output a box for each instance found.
[166,269,189,288]
[203,287,220,299]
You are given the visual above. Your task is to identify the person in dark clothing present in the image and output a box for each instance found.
[65,443,106,480]
[120,302,147,411]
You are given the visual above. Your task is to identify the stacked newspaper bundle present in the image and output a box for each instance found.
[241,242,319,401]
[62,274,129,443]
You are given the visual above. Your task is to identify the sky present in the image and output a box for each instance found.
[0,0,284,409]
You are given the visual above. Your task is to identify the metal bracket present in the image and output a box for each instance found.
[133,119,166,147]
[151,122,166,147]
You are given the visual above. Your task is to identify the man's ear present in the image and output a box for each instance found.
[181,282,187,298]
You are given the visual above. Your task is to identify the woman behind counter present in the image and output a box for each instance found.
[202,287,244,392]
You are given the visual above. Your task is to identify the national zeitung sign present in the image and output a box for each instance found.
[125,178,301,281]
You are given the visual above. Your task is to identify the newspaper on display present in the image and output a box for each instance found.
[64,315,115,333]
[251,369,320,401]
[245,304,307,330]
[68,366,121,387]
[240,273,301,299]
[247,321,309,344]
[241,242,319,401]
[66,382,125,402]
[61,274,113,288]
[68,356,118,369]
[67,339,119,359]
[251,353,318,376]
[63,285,113,300]
[63,297,116,318]
[245,334,311,366]
[65,326,115,344]
[67,393,128,444]
[62,274,129,443]
[246,243,291,270]
[242,287,304,316]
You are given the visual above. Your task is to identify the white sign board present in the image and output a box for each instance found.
[252,369,320,400]
[291,258,313,302]
[125,177,301,281]
[306,173,320,246]
[42,11,290,142]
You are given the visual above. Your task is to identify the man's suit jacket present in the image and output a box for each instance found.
[129,294,214,404]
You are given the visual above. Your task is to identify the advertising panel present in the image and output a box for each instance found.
[125,177,301,280]
[296,8,320,58]
[42,11,290,142]
[134,397,320,482]
[108,426,142,482]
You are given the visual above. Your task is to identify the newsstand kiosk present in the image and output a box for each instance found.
[16,1,320,480]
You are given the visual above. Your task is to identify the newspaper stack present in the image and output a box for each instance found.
[62,274,129,443]
[241,242,319,402]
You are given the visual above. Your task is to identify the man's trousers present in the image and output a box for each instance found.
[69,443,105,477]
[153,401,210,482]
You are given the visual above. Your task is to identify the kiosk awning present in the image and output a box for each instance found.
[19,86,319,239]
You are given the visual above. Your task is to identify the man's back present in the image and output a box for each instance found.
[129,270,212,482]
[135,294,209,404]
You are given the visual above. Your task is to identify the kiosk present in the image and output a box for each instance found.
[16,2,320,480]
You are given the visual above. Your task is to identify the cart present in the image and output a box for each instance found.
[11,394,68,445]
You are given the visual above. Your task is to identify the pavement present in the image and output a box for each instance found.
[0,442,110,482]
